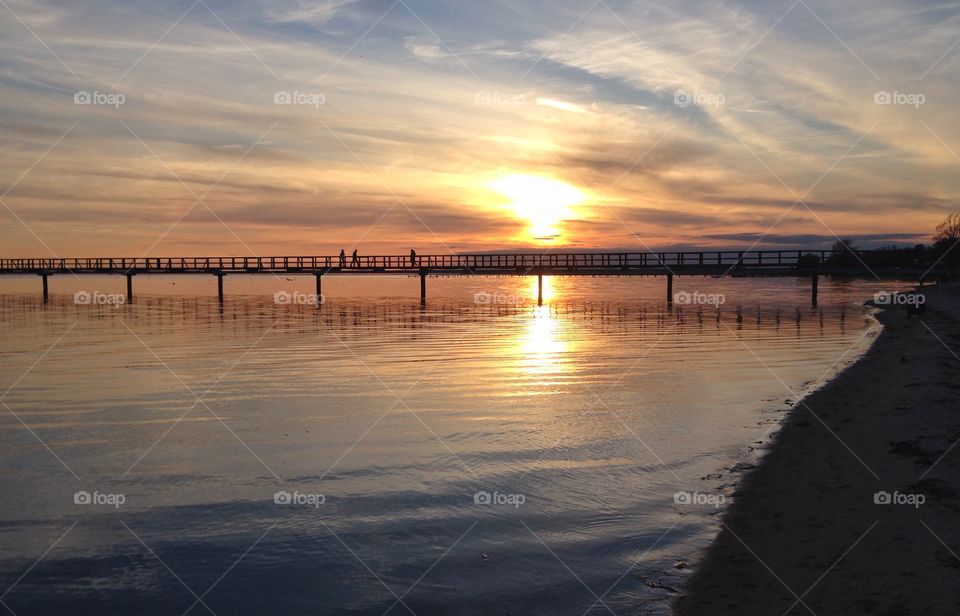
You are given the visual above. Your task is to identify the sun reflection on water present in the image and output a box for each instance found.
[517,305,571,379]
[528,275,555,303]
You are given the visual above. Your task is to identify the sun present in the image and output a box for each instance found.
[490,174,585,241]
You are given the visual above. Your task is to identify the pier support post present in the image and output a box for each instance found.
[216,273,224,303]
[419,271,426,304]
[811,273,819,307]
[126,273,133,302]
[538,274,543,306]
[666,273,674,305]
[315,273,322,304]
[41,273,48,304]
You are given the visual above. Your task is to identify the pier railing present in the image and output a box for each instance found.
[0,250,936,274]
[3,250,943,306]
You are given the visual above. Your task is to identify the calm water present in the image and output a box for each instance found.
[0,276,911,615]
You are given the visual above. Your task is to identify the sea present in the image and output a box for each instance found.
[0,274,915,614]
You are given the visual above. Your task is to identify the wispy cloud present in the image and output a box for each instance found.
[264,0,357,27]
[0,0,958,255]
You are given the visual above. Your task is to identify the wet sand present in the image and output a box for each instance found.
[676,284,960,615]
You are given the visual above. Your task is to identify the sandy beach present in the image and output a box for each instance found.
[677,284,960,615]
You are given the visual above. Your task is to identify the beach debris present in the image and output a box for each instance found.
[674,560,689,570]
[636,574,679,594]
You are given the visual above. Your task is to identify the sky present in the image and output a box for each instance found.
[1,0,959,256]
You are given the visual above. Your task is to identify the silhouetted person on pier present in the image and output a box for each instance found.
[352,249,359,267]
[410,249,417,267]
[339,249,346,268]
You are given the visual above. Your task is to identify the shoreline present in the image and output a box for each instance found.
[675,284,960,615]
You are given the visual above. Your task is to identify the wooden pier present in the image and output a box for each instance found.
[0,250,944,306]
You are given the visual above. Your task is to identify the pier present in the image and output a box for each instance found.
[0,250,945,306]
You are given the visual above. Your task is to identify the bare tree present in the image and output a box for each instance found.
[933,213,960,269]
[831,238,856,253]
[934,213,960,245]
[828,238,858,265]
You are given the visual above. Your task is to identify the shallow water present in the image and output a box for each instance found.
[0,275,914,614]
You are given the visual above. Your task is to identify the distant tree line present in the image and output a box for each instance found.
[797,213,960,270]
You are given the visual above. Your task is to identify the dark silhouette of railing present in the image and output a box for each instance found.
[0,250,943,306]
[0,250,938,274]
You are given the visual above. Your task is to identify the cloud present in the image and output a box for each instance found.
[1,0,959,255]
[535,98,588,113]
[264,0,357,26]
[404,37,448,62]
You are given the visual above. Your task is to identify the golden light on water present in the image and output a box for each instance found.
[490,174,585,241]
[518,307,570,378]
[528,275,555,302]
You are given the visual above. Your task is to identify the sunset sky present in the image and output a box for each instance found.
[1,0,959,256]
